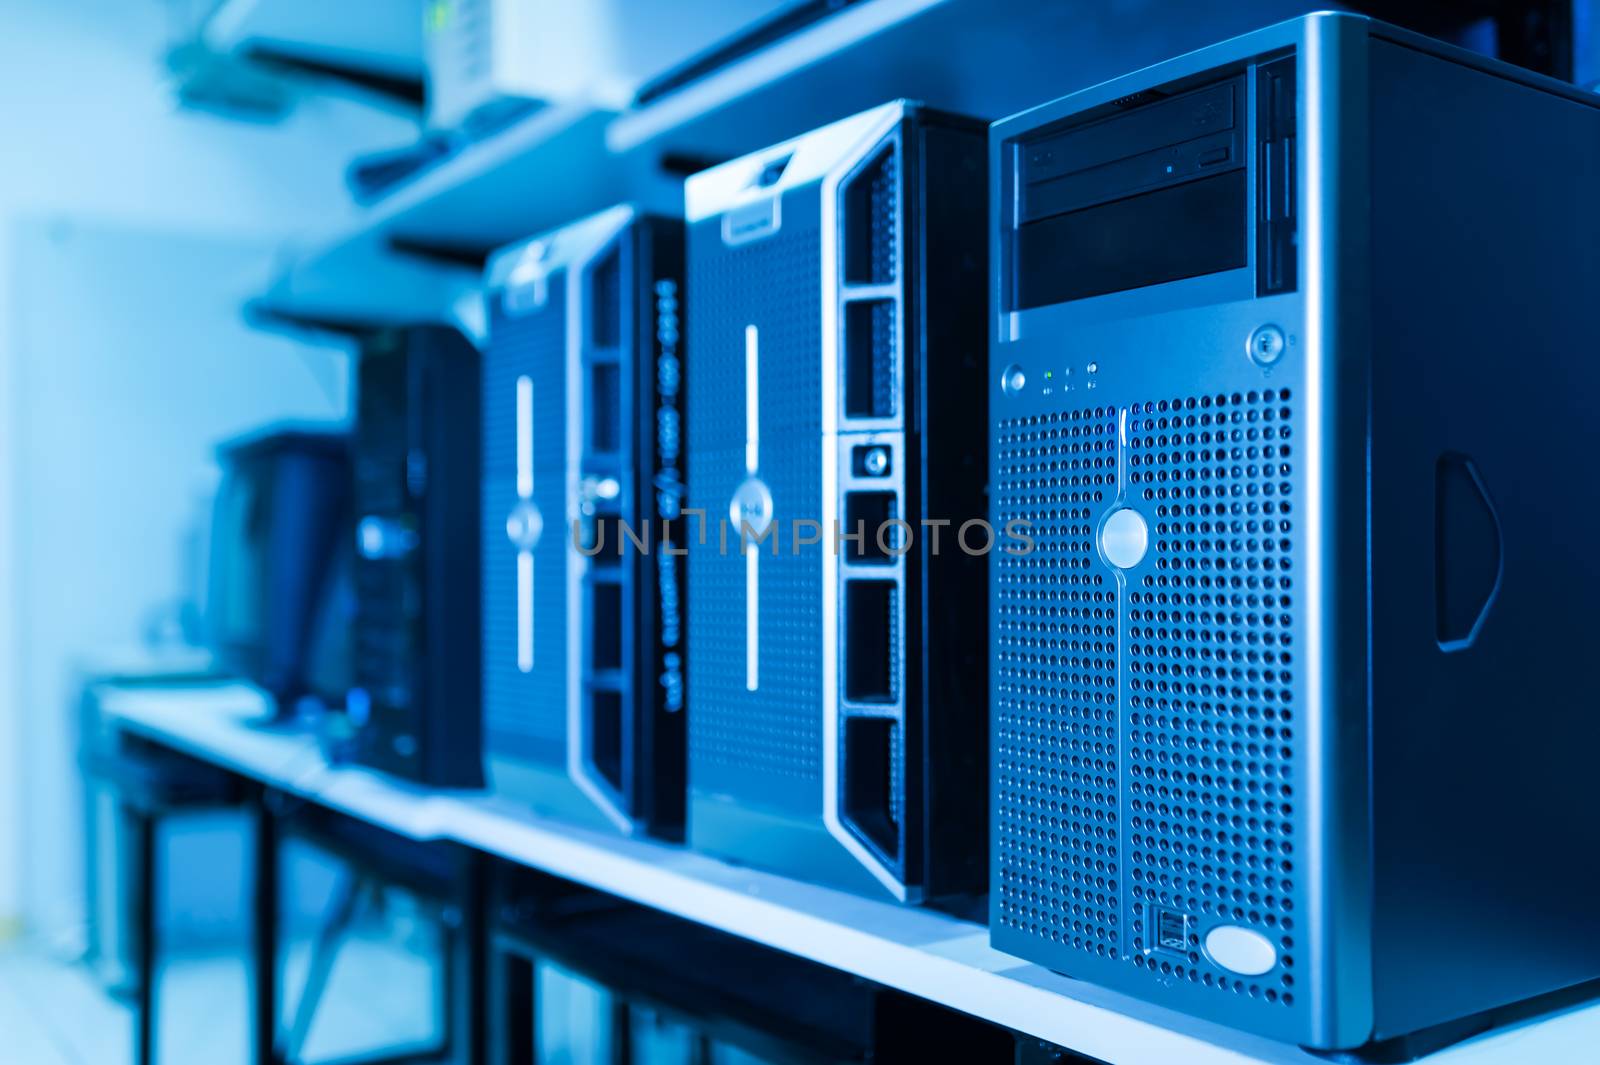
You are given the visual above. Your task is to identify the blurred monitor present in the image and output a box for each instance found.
[206,425,353,722]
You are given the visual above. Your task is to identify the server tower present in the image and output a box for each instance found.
[989,13,1600,1050]
[482,206,687,838]
[684,102,988,907]
[349,326,483,787]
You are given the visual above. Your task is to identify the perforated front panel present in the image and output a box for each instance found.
[685,192,823,452]
[1124,389,1298,1003]
[483,277,569,766]
[994,389,1300,1008]
[994,408,1121,956]
[687,441,825,796]
[686,193,826,816]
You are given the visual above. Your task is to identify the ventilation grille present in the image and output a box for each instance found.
[686,437,825,788]
[482,290,570,763]
[844,300,896,419]
[843,146,899,285]
[889,723,905,829]
[994,391,1300,1007]
[993,407,1121,959]
[1124,388,1298,1005]
[685,208,826,804]
[685,217,822,452]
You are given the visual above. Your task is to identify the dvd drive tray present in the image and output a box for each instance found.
[1017,76,1244,224]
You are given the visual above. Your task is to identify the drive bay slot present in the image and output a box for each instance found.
[842,144,899,285]
[843,717,902,861]
[589,687,624,791]
[844,580,897,702]
[844,300,897,419]
[590,363,621,453]
[1018,76,1243,224]
[590,579,623,672]
[844,491,897,564]
[1014,169,1247,308]
[1011,73,1248,308]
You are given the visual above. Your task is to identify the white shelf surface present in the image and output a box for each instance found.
[98,682,1600,1065]
[95,682,461,841]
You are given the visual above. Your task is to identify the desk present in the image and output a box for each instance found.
[98,681,1600,1065]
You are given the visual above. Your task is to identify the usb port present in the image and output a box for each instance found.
[1154,908,1189,953]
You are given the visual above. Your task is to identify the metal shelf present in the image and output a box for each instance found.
[249,0,1348,335]
[246,0,1540,336]
[250,102,675,335]
[609,0,1315,157]
[98,682,1600,1065]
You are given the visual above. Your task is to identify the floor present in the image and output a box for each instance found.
[0,932,439,1065]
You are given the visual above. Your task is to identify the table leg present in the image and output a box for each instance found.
[490,946,535,1065]
[462,855,488,1065]
[130,806,157,1065]
[253,790,280,1065]
[609,997,633,1065]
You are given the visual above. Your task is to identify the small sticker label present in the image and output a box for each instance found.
[1204,925,1277,976]
[721,196,781,247]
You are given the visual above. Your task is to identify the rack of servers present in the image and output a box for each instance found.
[298,11,1600,1059]
[481,206,688,838]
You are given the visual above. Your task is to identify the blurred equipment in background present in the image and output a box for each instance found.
[348,326,484,788]
[378,0,794,203]
[163,0,426,121]
[482,207,687,838]
[422,0,792,130]
[683,101,989,909]
[207,428,353,724]
[422,0,544,132]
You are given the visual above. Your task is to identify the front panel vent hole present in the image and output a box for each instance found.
[590,687,624,792]
[581,515,625,567]
[590,581,622,672]
[844,300,896,419]
[842,144,899,285]
[844,491,897,564]
[842,716,902,863]
[589,362,621,453]
[844,580,897,703]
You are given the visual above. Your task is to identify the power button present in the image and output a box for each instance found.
[1247,324,1287,367]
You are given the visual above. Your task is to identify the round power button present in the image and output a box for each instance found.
[1247,324,1287,367]
[1099,508,1149,570]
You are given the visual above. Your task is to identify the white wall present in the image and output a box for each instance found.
[10,220,355,945]
[0,0,416,937]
